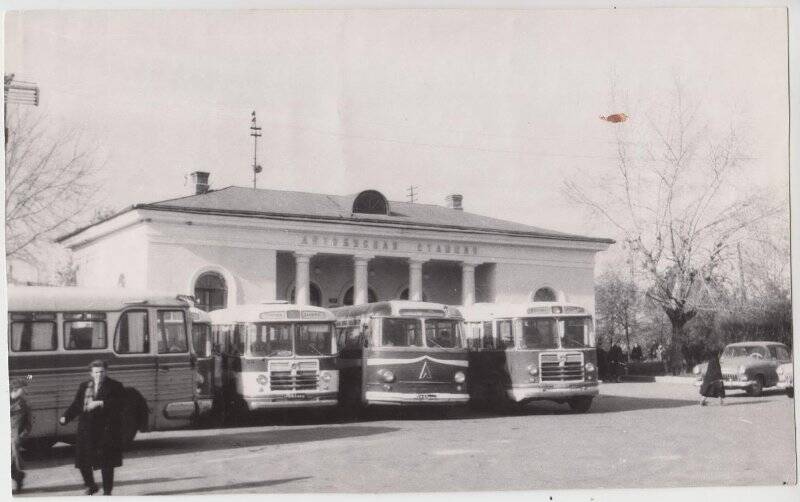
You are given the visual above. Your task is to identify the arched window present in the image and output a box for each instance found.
[352,190,389,215]
[343,286,378,306]
[398,288,427,301]
[290,283,323,307]
[533,287,557,302]
[194,272,227,312]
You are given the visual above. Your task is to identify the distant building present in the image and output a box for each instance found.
[57,172,613,311]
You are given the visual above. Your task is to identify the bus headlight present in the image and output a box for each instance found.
[378,369,395,383]
[454,371,466,383]
[527,365,538,376]
[777,366,784,376]
[693,365,701,375]
[584,362,595,373]
[322,372,332,382]
[256,374,268,386]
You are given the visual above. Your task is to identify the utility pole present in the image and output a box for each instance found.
[250,111,263,189]
[4,73,40,147]
[406,185,418,203]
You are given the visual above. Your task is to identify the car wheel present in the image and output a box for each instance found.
[747,376,764,397]
[787,388,794,399]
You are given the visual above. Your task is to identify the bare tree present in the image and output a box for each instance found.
[595,269,638,354]
[565,80,783,372]
[5,108,101,264]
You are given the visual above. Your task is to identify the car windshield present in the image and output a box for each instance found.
[722,345,768,359]
[381,318,423,347]
[424,319,463,349]
[518,318,558,349]
[295,323,334,356]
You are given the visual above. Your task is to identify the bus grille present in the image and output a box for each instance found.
[540,352,584,382]
[268,360,319,391]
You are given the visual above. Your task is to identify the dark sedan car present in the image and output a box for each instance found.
[693,342,792,396]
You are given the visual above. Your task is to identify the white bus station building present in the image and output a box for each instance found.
[57,172,613,312]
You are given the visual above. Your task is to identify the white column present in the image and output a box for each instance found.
[294,252,313,306]
[353,255,374,305]
[461,262,476,307]
[408,259,426,301]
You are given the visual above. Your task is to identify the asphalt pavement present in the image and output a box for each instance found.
[15,382,798,496]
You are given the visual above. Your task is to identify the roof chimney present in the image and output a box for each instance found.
[189,171,210,195]
[445,194,463,211]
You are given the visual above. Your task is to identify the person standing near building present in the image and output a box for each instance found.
[59,360,126,495]
[10,377,32,494]
[700,350,725,406]
[608,343,624,383]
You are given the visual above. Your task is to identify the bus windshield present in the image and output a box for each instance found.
[518,318,558,349]
[380,318,423,347]
[248,323,292,357]
[295,323,334,356]
[425,319,463,348]
[562,318,592,348]
[247,323,335,357]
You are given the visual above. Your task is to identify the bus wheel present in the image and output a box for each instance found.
[568,396,593,413]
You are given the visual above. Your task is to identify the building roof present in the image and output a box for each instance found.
[58,186,614,244]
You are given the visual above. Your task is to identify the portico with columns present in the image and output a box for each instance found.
[58,181,612,313]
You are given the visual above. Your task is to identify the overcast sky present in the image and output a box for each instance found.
[3,7,789,246]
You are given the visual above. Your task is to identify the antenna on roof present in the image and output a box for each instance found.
[407,185,419,203]
[250,111,263,189]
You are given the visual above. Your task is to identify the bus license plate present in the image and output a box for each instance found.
[285,393,306,400]
[416,393,437,400]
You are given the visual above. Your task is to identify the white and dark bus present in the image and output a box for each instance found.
[460,302,599,413]
[7,286,203,448]
[208,303,339,415]
[332,301,469,407]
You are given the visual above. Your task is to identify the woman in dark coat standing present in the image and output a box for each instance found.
[59,360,126,495]
[700,351,725,406]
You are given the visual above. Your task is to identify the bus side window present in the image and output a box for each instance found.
[482,321,494,349]
[232,324,245,355]
[10,318,57,352]
[497,320,513,349]
[114,310,150,354]
[64,314,107,350]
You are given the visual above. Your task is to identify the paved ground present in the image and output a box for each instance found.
[16,382,798,495]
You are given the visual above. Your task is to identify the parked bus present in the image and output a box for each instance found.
[460,302,598,413]
[208,303,339,415]
[332,301,469,407]
[189,307,214,417]
[7,286,202,449]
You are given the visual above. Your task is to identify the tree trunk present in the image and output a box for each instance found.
[665,308,696,376]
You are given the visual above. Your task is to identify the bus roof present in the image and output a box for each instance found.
[331,300,463,319]
[458,302,591,321]
[7,286,189,312]
[208,303,336,324]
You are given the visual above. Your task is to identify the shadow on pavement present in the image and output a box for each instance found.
[143,476,310,495]
[23,425,400,468]
[20,476,204,495]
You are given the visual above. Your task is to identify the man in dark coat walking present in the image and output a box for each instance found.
[700,351,725,406]
[59,360,126,495]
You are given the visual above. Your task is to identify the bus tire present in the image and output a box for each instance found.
[568,396,593,413]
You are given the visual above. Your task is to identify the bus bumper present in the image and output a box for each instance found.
[365,391,470,405]
[163,401,198,420]
[507,382,599,402]
[195,398,214,416]
[244,393,338,410]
